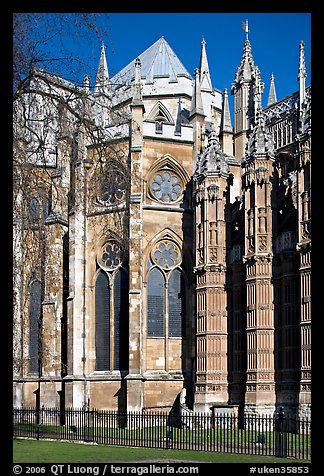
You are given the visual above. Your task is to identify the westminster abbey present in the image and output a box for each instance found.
[13,29,311,419]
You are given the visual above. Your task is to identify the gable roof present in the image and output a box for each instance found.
[111,36,192,86]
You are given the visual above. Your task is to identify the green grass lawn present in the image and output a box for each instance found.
[13,439,310,464]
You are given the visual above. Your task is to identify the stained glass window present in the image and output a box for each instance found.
[98,241,122,270]
[113,268,129,370]
[29,281,42,373]
[29,197,40,224]
[147,268,165,337]
[95,270,110,371]
[152,240,181,269]
[97,169,126,206]
[168,269,185,337]
[150,171,182,203]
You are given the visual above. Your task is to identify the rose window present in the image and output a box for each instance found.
[97,170,126,206]
[151,240,181,269]
[150,171,182,203]
[98,241,122,270]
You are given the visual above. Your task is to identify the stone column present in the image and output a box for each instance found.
[296,136,311,419]
[194,174,230,412]
[65,128,89,408]
[243,159,276,415]
[125,59,145,411]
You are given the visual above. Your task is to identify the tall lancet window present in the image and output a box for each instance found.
[95,270,110,371]
[147,268,165,337]
[95,240,129,372]
[29,280,42,373]
[147,238,185,338]
[113,267,129,370]
[168,268,185,337]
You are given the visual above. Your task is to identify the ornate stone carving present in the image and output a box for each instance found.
[301,223,310,240]
[194,186,205,204]
[207,184,219,201]
[247,236,254,253]
[208,246,217,263]
[258,235,267,252]
[255,166,269,185]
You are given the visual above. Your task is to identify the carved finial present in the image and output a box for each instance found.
[267,73,277,106]
[83,74,90,91]
[298,40,307,111]
[199,36,212,92]
[242,19,249,40]
[95,42,110,95]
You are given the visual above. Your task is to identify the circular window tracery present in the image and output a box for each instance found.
[97,169,126,206]
[98,241,123,270]
[151,240,182,269]
[150,171,182,203]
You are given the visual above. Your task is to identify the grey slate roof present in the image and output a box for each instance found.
[111,36,192,87]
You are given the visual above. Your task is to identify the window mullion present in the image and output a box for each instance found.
[165,276,169,372]
[109,273,114,371]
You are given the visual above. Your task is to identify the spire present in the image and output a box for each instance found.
[189,68,205,119]
[95,43,110,94]
[232,23,256,86]
[131,57,144,106]
[220,88,233,133]
[197,126,229,176]
[83,74,90,92]
[199,37,212,92]
[246,109,275,159]
[267,73,277,106]
[252,66,264,120]
[298,40,307,109]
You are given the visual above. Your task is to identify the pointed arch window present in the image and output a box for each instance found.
[147,155,189,206]
[29,198,40,224]
[95,270,110,371]
[29,280,42,373]
[147,238,185,339]
[168,268,185,337]
[113,267,129,370]
[147,102,174,134]
[147,268,165,337]
[95,241,129,372]
[28,191,51,226]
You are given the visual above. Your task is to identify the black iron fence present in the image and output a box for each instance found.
[13,407,311,460]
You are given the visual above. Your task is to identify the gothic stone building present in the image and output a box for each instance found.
[13,32,311,419]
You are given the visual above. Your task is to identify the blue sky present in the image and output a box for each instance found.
[30,13,311,108]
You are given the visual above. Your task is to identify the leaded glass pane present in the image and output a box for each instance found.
[29,281,42,373]
[113,268,129,370]
[147,268,164,337]
[168,269,185,337]
[29,198,39,224]
[150,170,182,203]
[151,240,181,269]
[98,241,122,271]
[95,270,110,370]
[97,169,126,206]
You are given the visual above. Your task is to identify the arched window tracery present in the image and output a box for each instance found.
[146,238,186,339]
[95,239,129,371]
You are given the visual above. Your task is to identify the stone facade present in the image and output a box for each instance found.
[13,34,311,418]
